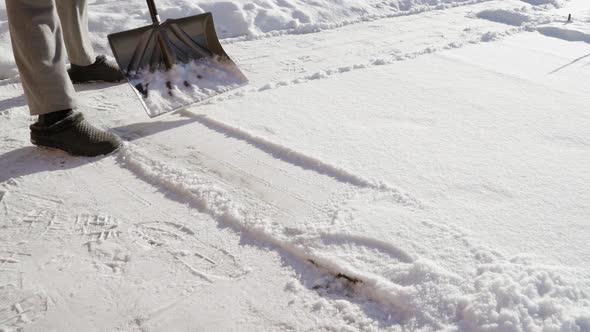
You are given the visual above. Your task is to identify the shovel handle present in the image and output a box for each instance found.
[146,0,160,24]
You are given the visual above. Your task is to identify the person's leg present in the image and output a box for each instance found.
[56,0,95,66]
[6,0,77,116]
[56,0,124,83]
[6,0,121,156]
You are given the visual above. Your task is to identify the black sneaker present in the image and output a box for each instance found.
[30,112,122,157]
[68,55,125,84]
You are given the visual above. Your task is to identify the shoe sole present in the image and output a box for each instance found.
[31,139,123,158]
[70,78,125,84]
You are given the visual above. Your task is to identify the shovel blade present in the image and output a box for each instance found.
[108,12,248,117]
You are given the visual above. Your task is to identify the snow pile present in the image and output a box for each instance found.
[0,50,18,80]
[474,4,573,29]
[476,9,532,26]
[0,24,18,79]
[127,58,248,117]
[116,142,590,331]
[536,10,590,43]
[537,25,590,43]
[472,2,590,44]
[458,258,590,331]
[520,0,564,7]
[108,0,496,38]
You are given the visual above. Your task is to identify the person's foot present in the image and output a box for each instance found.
[30,110,122,157]
[68,55,125,83]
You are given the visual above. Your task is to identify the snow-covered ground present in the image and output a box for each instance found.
[1,0,589,331]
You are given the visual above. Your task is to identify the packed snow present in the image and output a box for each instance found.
[1,0,589,330]
[127,58,248,117]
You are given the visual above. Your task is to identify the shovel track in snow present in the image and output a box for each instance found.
[176,111,417,204]
[116,143,590,330]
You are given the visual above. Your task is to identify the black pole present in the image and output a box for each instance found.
[145,0,173,70]
[146,0,160,24]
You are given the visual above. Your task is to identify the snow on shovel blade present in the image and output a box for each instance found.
[108,12,248,117]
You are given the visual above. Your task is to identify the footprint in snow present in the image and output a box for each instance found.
[130,221,246,281]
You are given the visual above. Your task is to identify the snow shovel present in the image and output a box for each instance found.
[107,0,248,117]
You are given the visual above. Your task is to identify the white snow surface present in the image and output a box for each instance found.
[128,58,248,117]
[1,0,590,331]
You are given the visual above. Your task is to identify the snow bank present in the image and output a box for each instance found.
[520,0,564,7]
[0,22,18,79]
[459,258,590,331]
[116,143,590,331]
[537,25,590,43]
[534,8,590,44]
[128,0,495,39]
[0,54,18,80]
[474,4,588,42]
[476,9,531,26]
